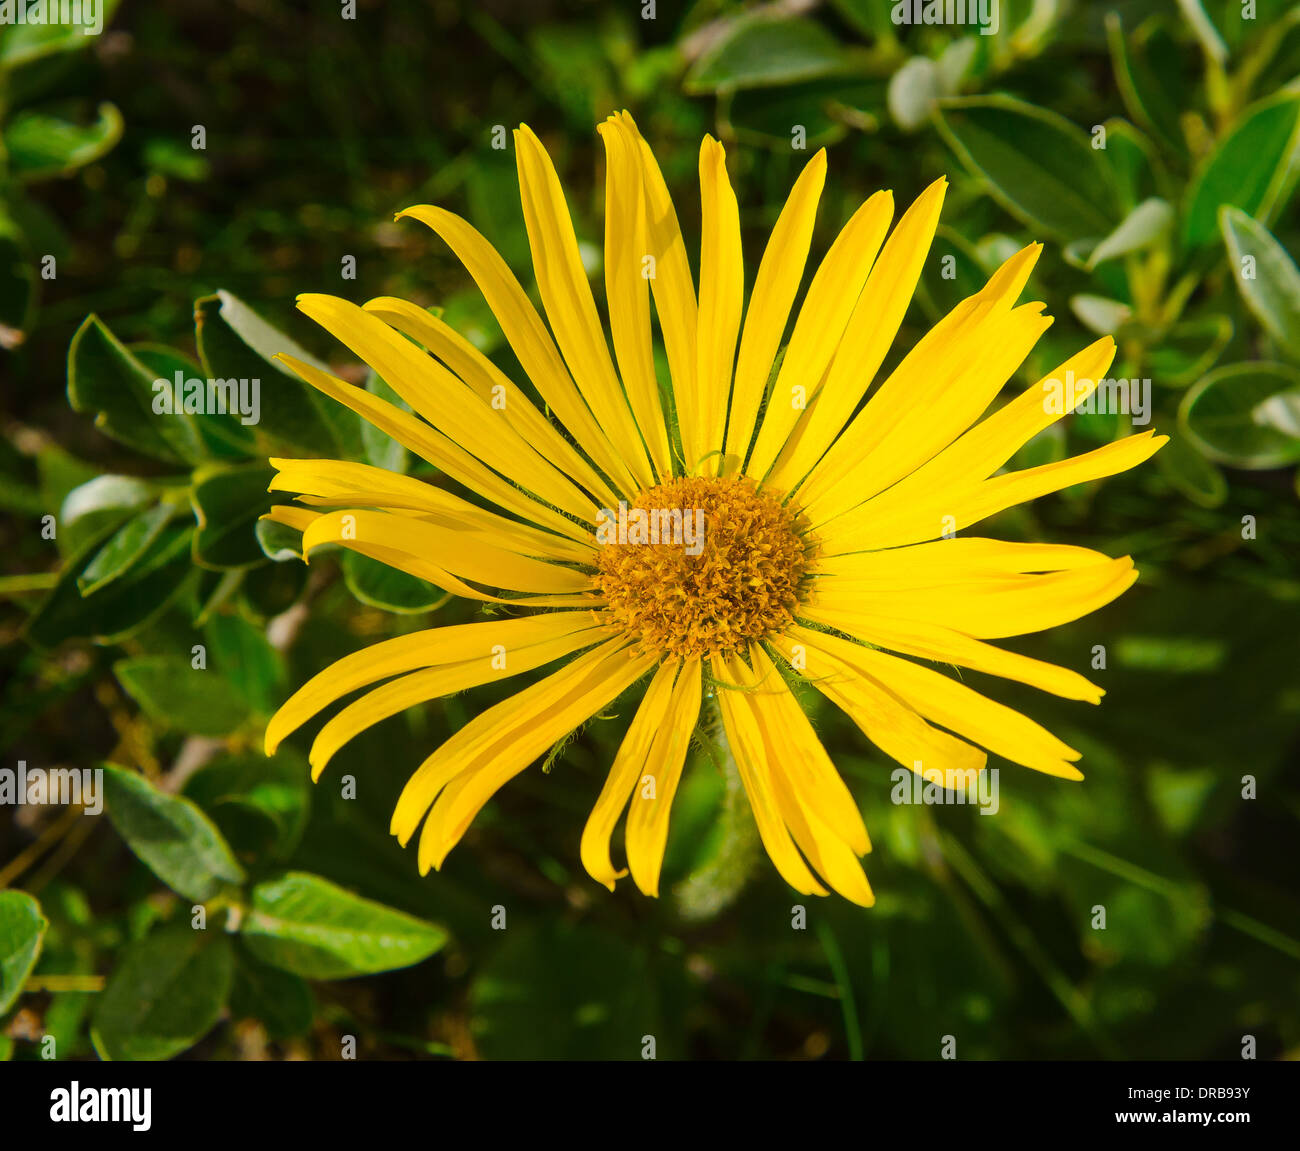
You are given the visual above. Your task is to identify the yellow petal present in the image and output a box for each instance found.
[694,137,743,475]
[265,612,605,755]
[405,642,657,871]
[361,296,620,508]
[712,653,828,897]
[597,117,672,479]
[765,179,948,491]
[300,509,592,596]
[295,294,598,522]
[308,622,609,778]
[789,631,1083,779]
[275,352,591,543]
[723,151,826,474]
[625,657,702,897]
[769,629,987,789]
[807,556,1138,639]
[819,431,1168,551]
[513,126,655,491]
[620,111,698,475]
[799,302,1052,521]
[269,457,594,563]
[745,189,895,481]
[580,659,683,891]
[395,203,639,495]
[797,604,1102,702]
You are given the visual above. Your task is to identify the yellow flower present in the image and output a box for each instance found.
[263,112,1166,907]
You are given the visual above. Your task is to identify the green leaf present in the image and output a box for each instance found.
[1219,206,1300,355]
[183,751,310,862]
[194,291,355,457]
[1070,294,1132,336]
[4,103,123,180]
[239,557,307,618]
[1179,361,1300,468]
[342,550,446,614]
[0,0,119,66]
[24,524,195,649]
[728,77,881,149]
[78,503,175,596]
[229,950,314,1039]
[241,872,447,979]
[685,15,849,94]
[1157,432,1228,508]
[202,612,283,715]
[0,891,47,1015]
[68,314,205,464]
[91,926,233,1061]
[1085,197,1174,268]
[191,463,275,570]
[254,517,304,563]
[100,765,246,901]
[133,343,254,459]
[888,57,940,132]
[1183,91,1300,250]
[113,655,252,737]
[1106,14,1185,152]
[360,370,409,473]
[1146,315,1233,386]
[935,95,1122,241]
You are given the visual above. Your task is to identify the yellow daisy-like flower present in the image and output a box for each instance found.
[263,112,1166,907]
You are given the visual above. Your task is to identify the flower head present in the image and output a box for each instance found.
[264,112,1166,906]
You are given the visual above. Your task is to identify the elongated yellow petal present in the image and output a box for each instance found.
[514,126,655,491]
[820,431,1168,552]
[308,623,609,778]
[766,179,948,491]
[808,556,1137,639]
[265,612,607,756]
[295,294,597,522]
[395,203,638,495]
[745,189,895,481]
[723,151,826,474]
[597,117,671,479]
[884,336,1119,500]
[790,630,1082,778]
[625,657,701,896]
[769,629,987,789]
[275,353,591,543]
[619,111,698,475]
[580,659,682,890]
[712,653,828,896]
[695,137,743,475]
[408,642,657,872]
[800,302,1051,521]
[361,296,620,508]
[742,645,870,855]
[812,537,1115,581]
[269,457,594,563]
[301,509,592,596]
[796,604,1102,702]
[791,235,1045,508]
[867,661,1081,778]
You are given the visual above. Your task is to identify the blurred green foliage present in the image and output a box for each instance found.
[1,0,1298,1061]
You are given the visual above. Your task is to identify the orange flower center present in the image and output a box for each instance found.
[594,475,810,659]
